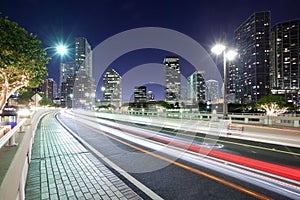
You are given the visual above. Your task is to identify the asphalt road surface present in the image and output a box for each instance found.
[57,111,300,200]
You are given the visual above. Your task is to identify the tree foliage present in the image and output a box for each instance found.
[0,17,49,112]
[156,101,172,109]
[39,98,54,106]
[256,94,289,116]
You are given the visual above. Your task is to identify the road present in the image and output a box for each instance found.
[57,111,300,199]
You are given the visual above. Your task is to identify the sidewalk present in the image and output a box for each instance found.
[25,113,141,200]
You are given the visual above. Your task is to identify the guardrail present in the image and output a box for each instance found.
[122,110,300,128]
[0,109,54,200]
[0,118,27,149]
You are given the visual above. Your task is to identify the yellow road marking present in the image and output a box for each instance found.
[78,121,272,200]
[123,121,300,157]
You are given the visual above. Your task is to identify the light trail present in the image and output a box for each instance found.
[60,111,300,199]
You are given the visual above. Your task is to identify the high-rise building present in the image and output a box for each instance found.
[270,19,300,105]
[187,71,206,103]
[60,62,75,86]
[61,76,75,108]
[60,62,75,107]
[164,56,181,102]
[72,37,96,109]
[75,37,93,77]
[233,11,271,104]
[39,78,57,100]
[206,80,219,102]
[102,69,122,108]
[134,86,147,103]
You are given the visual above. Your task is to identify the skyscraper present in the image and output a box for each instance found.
[187,71,206,103]
[74,37,92,77]
[40,78,57,100]
[60,62,75,101]
[134,86,147,103]
[72,37,96,109]
[233,11,271,104]
[206,80,219,102]
[164,56,181,102]
[102,69,122,108]
[60,62,75,86]
[270,19,300,105]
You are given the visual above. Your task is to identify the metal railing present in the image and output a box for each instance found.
[0,109,54,200]
[0,118,27,149]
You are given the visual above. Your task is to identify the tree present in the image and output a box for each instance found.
[17,91,35,105]
[256,94,289,116]
[39,98,54,106]
[156,101,172,109]
[0,17,49,113]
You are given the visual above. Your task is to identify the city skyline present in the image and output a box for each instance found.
[2,0,300,86]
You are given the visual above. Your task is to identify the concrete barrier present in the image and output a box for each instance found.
[0,109,55,200]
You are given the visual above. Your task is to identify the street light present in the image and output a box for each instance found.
[44,44,68,56]
[211,43,237,119]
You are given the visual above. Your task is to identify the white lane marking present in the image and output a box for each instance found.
[56,112,163,200]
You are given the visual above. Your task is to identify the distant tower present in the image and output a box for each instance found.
[74,37,93,77]
[40,78,57,100]
[60,62,75,86]
[270,19,300,105]
[73,37,95,109]
[233,11,271,104]
[206,80,219,102]
[102,69,122,107]
[60,62,75,107]
[147,91,155,102]
[134,86,147,103]
[164,56,181,102]
[187,71,206,103]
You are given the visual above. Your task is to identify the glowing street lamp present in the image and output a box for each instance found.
[211,43,237,119]
[55,45,67,56]
[44,44,68,56]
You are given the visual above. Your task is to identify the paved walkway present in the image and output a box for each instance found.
[25,113,142,200]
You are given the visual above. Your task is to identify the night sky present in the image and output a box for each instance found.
[1,0,300,101]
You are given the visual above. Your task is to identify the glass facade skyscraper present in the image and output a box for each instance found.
[134,86,147,103]
[270,19,300,105]
[102,69,122,108]
[187,71,206,103]
[73,37,96,109]
[233,11,271,104]
[164,56,181,102]
[205,80,219,102]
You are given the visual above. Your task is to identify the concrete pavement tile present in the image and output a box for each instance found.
[84,192,93,199]
[26,113,142,200]
[75,191,84,198]
[50,193,58,200]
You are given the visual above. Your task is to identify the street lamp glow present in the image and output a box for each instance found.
[211,43,238,119]
[56,45,67,55]
[226,50,238,61]
[211,44,226,55]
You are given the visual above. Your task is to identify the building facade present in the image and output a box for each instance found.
[39,78,57,100]
[187,71,206,103]
[233,11,271,104]
[205,80,219,102]
[270,19,300,105]
[60,76,75,108]
[134,86,147,103]
[72,37,96,109]
[164,56,181,102]
[60,62,75,87]
[102,69,122,108]
[74,37,93,77]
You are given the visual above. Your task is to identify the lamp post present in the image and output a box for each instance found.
[211,44,237,119]
[44,44,68,56]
